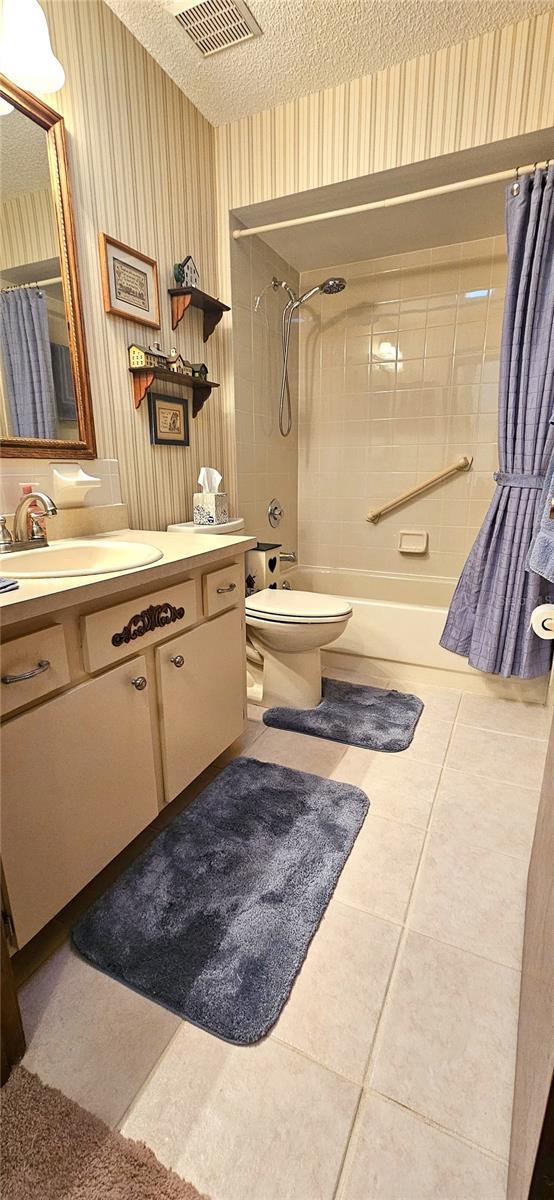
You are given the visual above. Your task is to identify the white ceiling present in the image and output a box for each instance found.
[105,0,554,126]
[234,131,553,269]
[0,105,51,202]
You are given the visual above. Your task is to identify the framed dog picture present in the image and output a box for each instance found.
[99,233,160,328]
[148,392,189,446]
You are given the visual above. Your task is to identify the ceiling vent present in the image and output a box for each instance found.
[168,0,262,57]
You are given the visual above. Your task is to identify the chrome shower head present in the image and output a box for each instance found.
[294,276,348,307]
[321,277,346,294]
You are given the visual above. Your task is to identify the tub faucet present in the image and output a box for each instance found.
[12,491,57,550]
[280,551,297,564]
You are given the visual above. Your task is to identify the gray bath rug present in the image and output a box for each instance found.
[72,757,368,1045]
[263,676,424,751]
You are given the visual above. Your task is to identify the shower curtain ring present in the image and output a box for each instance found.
[511,166,520,196]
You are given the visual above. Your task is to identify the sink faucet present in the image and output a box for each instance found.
[9,491,58,551]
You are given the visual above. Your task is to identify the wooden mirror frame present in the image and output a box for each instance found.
[0,75,96,459]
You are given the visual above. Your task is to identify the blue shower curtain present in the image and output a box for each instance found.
[0,287,57,439]
[440,165,554,679]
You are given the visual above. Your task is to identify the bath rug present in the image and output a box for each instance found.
[263,676,424,751]
[72,757,368,1044]
[1,1065,207,1200]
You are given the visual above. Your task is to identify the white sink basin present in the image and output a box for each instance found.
[1,538,163,579]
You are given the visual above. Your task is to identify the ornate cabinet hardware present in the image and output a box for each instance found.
[112,603,185,647]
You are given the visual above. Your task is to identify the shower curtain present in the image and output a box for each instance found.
[0,287,57,439]
[440,164,554,679]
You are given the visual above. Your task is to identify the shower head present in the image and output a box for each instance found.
[294,276,347,307]
[321,277,346,294]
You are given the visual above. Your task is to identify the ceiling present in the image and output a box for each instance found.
[234,131,553,269]
[105,0,553,126]
[0,105,51,202]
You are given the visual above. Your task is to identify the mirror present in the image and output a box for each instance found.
[0,75,96,458]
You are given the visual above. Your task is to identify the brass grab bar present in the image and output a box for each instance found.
[367,455,473,524]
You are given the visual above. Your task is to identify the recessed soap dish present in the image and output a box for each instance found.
[398,530,428,555]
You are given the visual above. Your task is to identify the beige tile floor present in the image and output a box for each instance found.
[19,656,549,1200]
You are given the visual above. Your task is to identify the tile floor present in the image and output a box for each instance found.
[18,656,549,1200]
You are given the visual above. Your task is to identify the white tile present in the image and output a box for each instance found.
[335,814,424,923]
[121,1024,360,1200]
[458,694,552,740]
[339,1091,508,1200]
[273,901,400,1082]
[396,713,453,766]
[432,767,540,859]
[20,942,180,1127]
[370,932,520,1156]
[387,679,461,722]
[408,831,528,968]
[447,724,547,790]
[336,749,440,828]
[247,726,351,778]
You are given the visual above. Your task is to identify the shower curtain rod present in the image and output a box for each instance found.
[232,162,540,241]
[1,276,62,291]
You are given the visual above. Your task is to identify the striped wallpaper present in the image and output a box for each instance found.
[215,11,553,211]
[0,189,58,273]
[32,0,236,531]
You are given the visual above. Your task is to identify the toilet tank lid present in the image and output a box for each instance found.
[245,588,352,621]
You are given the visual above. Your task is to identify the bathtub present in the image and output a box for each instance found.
[287,565,464,673]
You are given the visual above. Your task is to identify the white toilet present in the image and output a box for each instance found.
[245,588,352,710]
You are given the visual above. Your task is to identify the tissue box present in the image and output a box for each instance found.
[193,492,229,525]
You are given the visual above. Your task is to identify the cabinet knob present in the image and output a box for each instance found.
[131,675,147,691]
[170,654,184,668]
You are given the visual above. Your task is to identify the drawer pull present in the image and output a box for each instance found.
[1,659,50,685]
[216,583,237,594]
[131,676,147,691]
[170,655,184,668]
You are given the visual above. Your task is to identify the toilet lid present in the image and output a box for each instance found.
[245,588,352,624]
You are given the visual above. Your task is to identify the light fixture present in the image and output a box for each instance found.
[0,0,65,95]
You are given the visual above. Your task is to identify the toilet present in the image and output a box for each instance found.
[245,587,352,710]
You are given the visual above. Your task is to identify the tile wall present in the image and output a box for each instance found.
[0,458,122,514]
[231,226,299,555]
[297,235,506,578]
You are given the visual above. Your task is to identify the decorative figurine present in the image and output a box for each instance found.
[191,362,208,380]
[173,255,200,288]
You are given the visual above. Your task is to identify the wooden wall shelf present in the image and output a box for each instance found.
[169,287,230,341]
[129,367,219,416]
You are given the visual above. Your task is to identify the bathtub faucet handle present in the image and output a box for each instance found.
[280,552,297,563]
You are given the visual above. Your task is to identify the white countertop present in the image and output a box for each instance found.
[0,528,256,629]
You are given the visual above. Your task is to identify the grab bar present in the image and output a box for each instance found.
[367,455,473,524]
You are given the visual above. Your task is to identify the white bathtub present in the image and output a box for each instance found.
[288,565,465,673]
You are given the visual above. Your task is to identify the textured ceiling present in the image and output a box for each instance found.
[0,106,50,202]
[105,0,553,126]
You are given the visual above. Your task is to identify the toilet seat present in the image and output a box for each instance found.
[245,588,352,625]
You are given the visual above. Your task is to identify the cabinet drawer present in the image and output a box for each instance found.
[1,625,69,717]
[202,562,243,617]
[82,579,199,673]
[1,656,158,947]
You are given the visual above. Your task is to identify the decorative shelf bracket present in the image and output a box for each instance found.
[129,366,219,416]
[169,286,230,342]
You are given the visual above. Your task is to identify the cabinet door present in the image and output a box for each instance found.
[157,607,246,802]
[1,656,158,947]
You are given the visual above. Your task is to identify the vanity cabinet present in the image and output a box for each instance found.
[1,656,158,947]
[157,606,245,802]
[0,544,251,950]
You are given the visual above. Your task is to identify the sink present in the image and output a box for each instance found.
[1,538,164,579]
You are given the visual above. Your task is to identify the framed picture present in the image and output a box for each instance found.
[148,392,189,446]
[99,233,160,328]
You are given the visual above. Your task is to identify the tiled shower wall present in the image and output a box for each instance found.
[298,236,506,578]
[231,227,299,555]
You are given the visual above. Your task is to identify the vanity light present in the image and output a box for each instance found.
[0,0,65,95]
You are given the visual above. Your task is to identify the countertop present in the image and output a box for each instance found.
[0,528,256,629]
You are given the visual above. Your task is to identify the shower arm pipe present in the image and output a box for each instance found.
[232,163,540,241]
[367,455,473,524]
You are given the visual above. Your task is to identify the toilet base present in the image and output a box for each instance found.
[246,634,322,710]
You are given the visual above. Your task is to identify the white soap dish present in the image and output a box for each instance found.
[51,462,101,509]
[398,530,428,554]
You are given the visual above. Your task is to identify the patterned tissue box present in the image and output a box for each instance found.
[193,492,229,525]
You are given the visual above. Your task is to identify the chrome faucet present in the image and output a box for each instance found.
[2,491,58,552]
